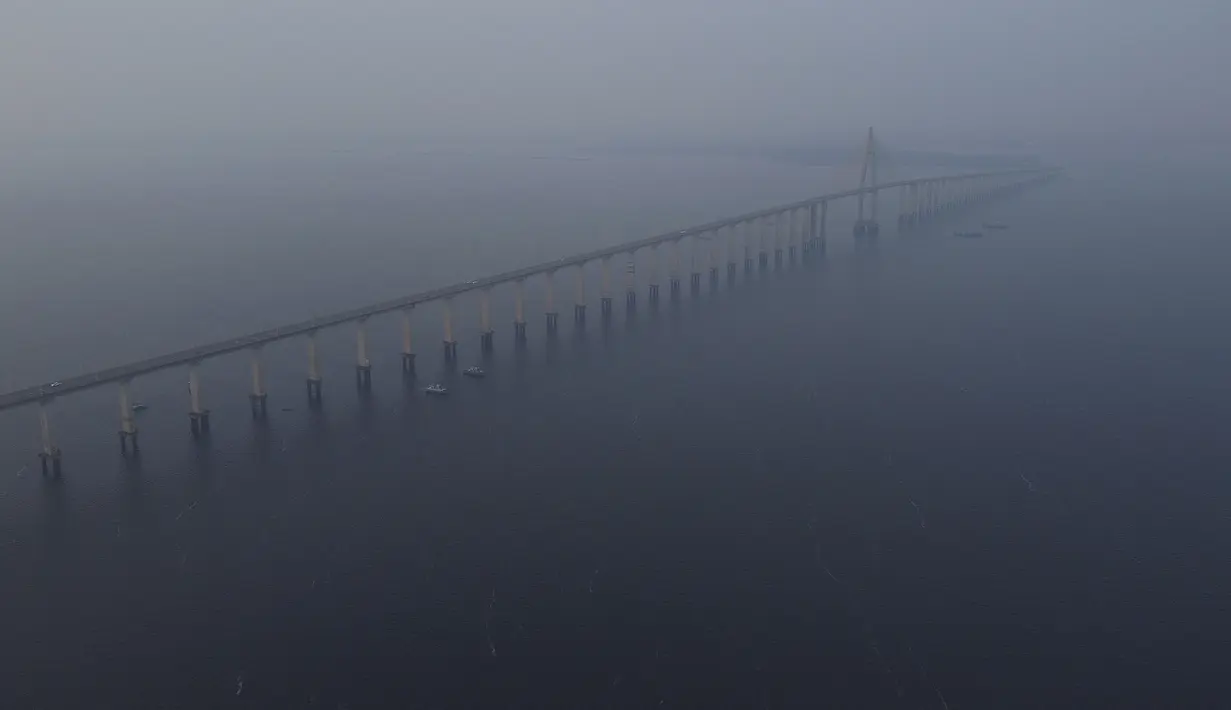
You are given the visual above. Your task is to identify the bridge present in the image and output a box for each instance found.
[2,136,1060,474]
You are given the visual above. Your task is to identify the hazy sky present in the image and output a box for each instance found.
[3,0,1228,155]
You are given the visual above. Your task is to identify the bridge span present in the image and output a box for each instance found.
[3,166,1059,474]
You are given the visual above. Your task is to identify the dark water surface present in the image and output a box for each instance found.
[3,155,1231,708]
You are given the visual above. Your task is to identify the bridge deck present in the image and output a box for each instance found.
[0,169,1053,412]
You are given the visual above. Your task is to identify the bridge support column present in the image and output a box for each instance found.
[480,288,494,353]
[401,307,416,375]
[707,228,720,288]
[744,220,754,274]
[787,210,798,264]
[545,270,559,334]
[574,265,587,326]
[442,298,458,361]
[727,222,739,282]
[513,279,527,344]
[668,240,681,300]
[624,252,637,314]
[355,318,372,391]
[600,256,613,320]
[249,348,267,417]
[648,245,660,306]
[856,184,866,229]
[806,204,817,255]
[855,193,881,236]
[819,200,828,254]
[38,400,61,476]
[748,214,758,269]
[768,211,777,267]
[118,380,139,454]
[306,331,323,405]
[690,234,702,295]
[188,362,209,437]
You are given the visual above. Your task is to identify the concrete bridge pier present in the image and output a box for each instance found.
[545,270,560,333]
[479,289,494,352]
[758,217,769,271]
[249,348,268,417]
[773,213,784,269]
[648,245,661,306]
[573,265,587,326]
[787,210,798,264]
[623,253,637,313]
[513,279,528,343]
[118,380,139,454]
[819,200,828,254]
[401,307,417,374]
[690,234,703,294]
[723,221,733,283]
[188,362,209,437]
[805,204,817,256]
[600,257,613,320]
[38,400,61,476]
[668,240,681,300]
[855,191,881,236]
[707,229,720,289]
[355,318,372,391]
[306,331,323,405]
[442,298,458,361]
[744,222,755,274]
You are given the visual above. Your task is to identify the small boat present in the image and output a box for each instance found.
[424,383,448,395]
[982,222,1009,230]
[954,231,984,238]
[463,366,486,378]
[131,403,149,412]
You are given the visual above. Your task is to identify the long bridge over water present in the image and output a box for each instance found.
[3,144,1059,474]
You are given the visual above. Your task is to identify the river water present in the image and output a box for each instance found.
[2,149,1230,708]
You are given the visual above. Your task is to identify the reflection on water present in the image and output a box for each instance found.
[3,159,1231,708]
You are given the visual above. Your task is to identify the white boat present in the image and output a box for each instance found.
[424,384,448,395]
[463,366,485,378]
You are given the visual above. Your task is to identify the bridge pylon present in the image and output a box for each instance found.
[853,126,881,236]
